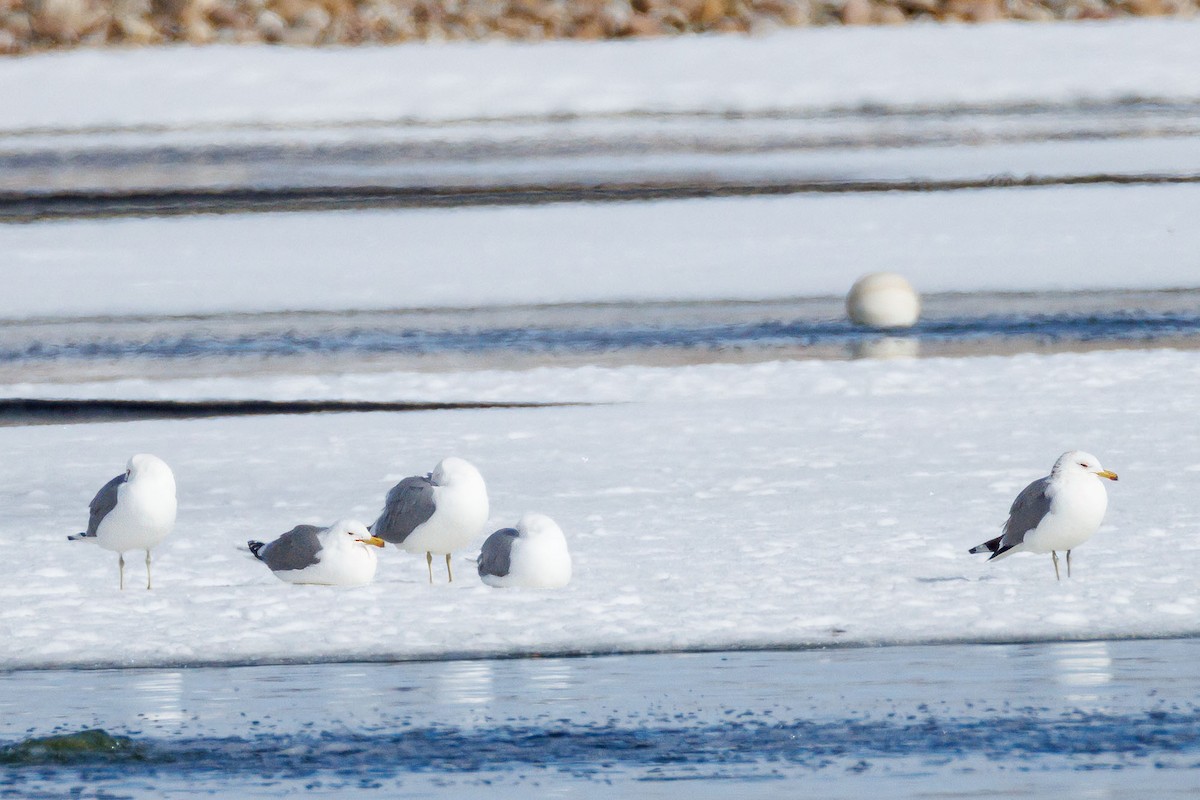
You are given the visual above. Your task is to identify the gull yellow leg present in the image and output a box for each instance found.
[426,551,433,584]
[446,553,453,583]
[1051,550,1061,581]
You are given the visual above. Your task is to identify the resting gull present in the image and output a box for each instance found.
[67,454,177,590]
[477,512,572,589]
[969,450,1118,580]
[248,519,384,586]
[370,457,489,583]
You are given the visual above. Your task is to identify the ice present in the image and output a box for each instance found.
[2,184,1199,319]
[1,346,1190,407]
[2,348,1198,669]
[2,20,1199,132]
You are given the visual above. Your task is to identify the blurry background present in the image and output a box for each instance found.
[2,19,1199,400]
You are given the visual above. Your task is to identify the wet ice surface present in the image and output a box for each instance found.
[3,640,1200,798]
[4,289,1200,389]
[5,291,1200,374]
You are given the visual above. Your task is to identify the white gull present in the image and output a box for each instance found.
[68,453,177,590]
[969,450,1118,580]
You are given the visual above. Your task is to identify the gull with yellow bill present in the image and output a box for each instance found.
[969,450,1119,580]
[248,519,385,586]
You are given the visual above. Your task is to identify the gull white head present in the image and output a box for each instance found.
[1052,451,1119,482]
[431,456,485,489]
[323,519,385,551]
[517,512,566,542]
[127,453,176,490]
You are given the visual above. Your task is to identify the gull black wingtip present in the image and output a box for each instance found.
[968,535,1003,557]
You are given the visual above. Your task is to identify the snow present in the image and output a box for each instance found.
[4,348,1199,670]
[3,20,1200,133]
[3,183,1199,320]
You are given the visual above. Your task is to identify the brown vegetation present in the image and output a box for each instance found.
[1,0,1195,54]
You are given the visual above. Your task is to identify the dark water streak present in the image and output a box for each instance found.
[6,173,1200,222]
[5,710,1200,776]
[4,312,1199,364]
[0,398,584,426]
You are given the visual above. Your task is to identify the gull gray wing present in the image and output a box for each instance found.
[82,474,127,538]
[995,476,1054,556]
[477,528,519,578]
[257,525,325,572]
[371,476,436,545]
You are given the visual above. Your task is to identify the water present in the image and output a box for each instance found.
[3,639,1200,797]
[8,308,1200,364]
[5,290,1200,386]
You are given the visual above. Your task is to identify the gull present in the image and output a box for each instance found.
[68,454,177,590]
[370,457,489,583]
[969,450,1118,580]
[477,512,572,589]
[248,519,384,586]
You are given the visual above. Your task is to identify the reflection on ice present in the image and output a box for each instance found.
[516,659,576,706]
[1053,641,1113,687]
[1051,641,1113,710]
[130,671,184,725]
[852,336,921,360]
[435,660,495,706]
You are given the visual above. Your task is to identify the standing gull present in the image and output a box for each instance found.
[370,457,489,583]
[248,519,384,586]
[477,512,572,589]
[68,454,177,590]
[969,450,1118,580]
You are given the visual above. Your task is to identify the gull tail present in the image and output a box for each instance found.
[67,532,94,542]
[968,535,1012,561]
[247,540,266,560]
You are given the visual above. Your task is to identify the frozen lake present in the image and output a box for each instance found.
[4,639,1200,798]
[4,20,1200,797]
